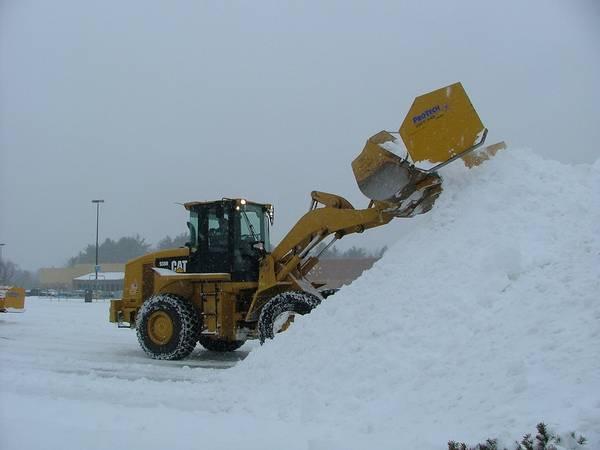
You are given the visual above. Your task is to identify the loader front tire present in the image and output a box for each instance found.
[136,294,200,360]
[258,291,321,344]
[198,336,246,352]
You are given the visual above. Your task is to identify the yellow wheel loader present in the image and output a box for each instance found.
[109,83,505,360]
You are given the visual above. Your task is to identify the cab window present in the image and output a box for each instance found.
[207,208,229,253]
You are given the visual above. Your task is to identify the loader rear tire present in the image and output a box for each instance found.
[258,291,321,344]
[198,335,246,352]
[136,294,200,360]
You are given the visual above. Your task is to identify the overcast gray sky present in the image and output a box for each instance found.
[1,0,599,270]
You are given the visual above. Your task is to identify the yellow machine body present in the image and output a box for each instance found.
[110,246,256,342]
[0,286,25,312]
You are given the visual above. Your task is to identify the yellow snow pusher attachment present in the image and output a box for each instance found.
[352,82,505,217]
[0,286,25,313]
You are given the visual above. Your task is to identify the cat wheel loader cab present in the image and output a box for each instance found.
[185,199,272,281]
[109,82,506,360]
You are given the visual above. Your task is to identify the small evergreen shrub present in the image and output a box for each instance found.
[448,423,587,450]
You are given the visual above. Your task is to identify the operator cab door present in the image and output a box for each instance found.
[232,204,266,281]
[193,204,233,274]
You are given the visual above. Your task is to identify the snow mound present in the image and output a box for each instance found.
[233,149,600,447]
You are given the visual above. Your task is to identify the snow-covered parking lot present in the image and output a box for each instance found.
[1,298,332,450]
[2,297,412,450]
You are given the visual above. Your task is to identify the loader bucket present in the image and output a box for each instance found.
[352,82,489,217]
[352,131,443,217]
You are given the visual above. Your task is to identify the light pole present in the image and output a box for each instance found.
[0,243,5,261]
[91,200,104,282]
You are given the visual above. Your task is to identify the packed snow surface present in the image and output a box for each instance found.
[2,149,599,449]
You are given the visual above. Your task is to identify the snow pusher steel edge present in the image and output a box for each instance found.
[352,82,504,217]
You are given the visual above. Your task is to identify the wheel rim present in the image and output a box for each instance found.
[147,311,174,345]
[272,311,296,334]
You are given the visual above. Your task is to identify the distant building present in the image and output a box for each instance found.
[38,263,125,289]
[73,272,124,294]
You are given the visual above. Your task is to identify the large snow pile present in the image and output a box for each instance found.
[2,148,598,450]
[233,148,600,447]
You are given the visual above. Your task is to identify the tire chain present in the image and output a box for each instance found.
[258,291,321,344]
[136,294,200,360]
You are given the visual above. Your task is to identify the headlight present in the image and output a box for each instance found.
[266,205,274,224]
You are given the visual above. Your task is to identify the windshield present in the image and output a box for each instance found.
[239,204,270,251]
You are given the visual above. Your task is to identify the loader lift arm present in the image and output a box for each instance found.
[246,191,407,319]
[271,191,392,263]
